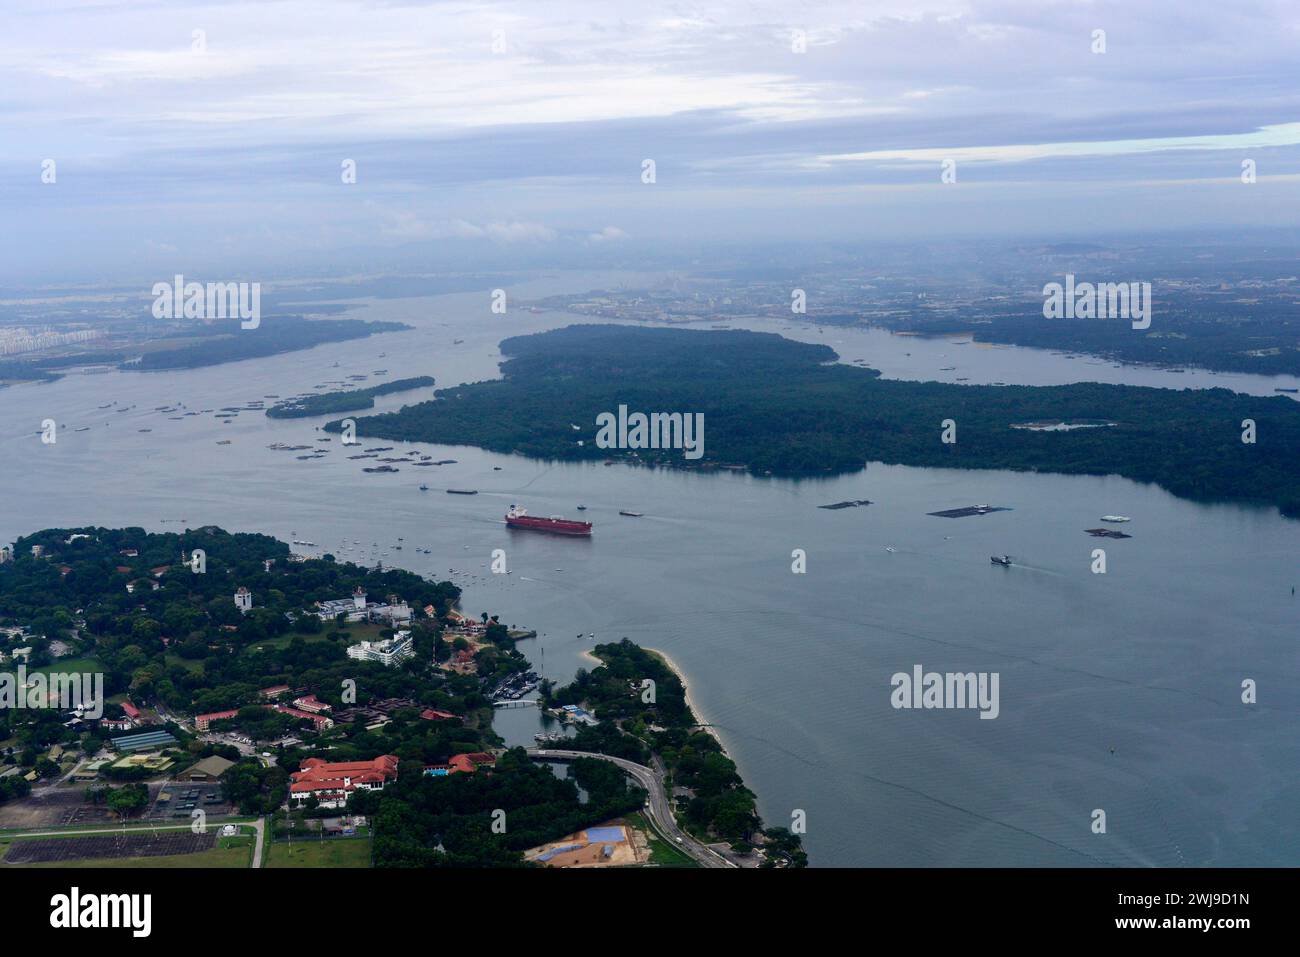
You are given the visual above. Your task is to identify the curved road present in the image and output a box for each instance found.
[527,748,735,868]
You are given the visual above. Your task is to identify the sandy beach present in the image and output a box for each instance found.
[643,647,732,759]
[579,646,730,756]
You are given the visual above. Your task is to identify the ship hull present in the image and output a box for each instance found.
[506,517,592,536]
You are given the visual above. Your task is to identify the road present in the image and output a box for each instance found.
[250,816,266,868]
[527,748,735,868]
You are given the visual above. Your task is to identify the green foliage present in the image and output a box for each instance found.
[371,749,644,867]
[104,782,150,816]
[335,324,1300,516]
[547,638,804,862]
[221,760,289,814]
[267,376,435,418]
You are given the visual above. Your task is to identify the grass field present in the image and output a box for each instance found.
[628,813,698,867]
[266,836,371,868]
[27,656,100,675]
[0,832,254,868]
[163,652,204,674]
[242,630,338,656]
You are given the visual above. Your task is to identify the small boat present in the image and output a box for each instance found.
[990,555,1012,566]
[216,440,232,445]
[1274,387,1298,394]
[419,484,429,491]
[619,510,643,517]
[447,488,478,495]
[1100,515,1131,523]
[576,505,587,511]
[884,546,896,553]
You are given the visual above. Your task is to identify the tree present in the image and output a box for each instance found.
[106,783,149,818]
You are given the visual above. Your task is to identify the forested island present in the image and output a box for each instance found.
[0,317,407,385]
[327,324,1300,517]
[127,317,409,371]
[266,376,435,418]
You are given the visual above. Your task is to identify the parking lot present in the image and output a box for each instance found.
[147,781,235,821]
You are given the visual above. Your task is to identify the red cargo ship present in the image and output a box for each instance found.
[505,504,592,536]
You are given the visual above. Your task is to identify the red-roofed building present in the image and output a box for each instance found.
[194,709,239,731]
[121,701,142,721]
[420,708,458,722]
[273,704,334,730]
[289,755,399,808]
[259,685,291,700]
[423,751,496,776]
[150,565,170,577]
[292,694,332,714]
[451,752,496,773]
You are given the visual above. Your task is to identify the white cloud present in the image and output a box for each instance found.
[380,214,556,243]
[586,225,628,243]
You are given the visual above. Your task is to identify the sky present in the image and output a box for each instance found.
[2,0,1299,283]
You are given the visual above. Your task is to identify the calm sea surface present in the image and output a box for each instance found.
[3,271,1297,866]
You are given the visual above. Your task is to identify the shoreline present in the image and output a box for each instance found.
[578,646,730,758]
[642,647,732,761]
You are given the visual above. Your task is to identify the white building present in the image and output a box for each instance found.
[316,586,370,622]
[0,546,11,564]
[234,587,253,614]
[371,596,412,626]
[346,631,414,667]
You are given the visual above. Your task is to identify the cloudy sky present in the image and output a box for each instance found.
[2,0,1299,282]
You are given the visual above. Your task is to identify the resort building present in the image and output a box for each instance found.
[194,709,240,731]
[423,752,496,776]
[234,587,253,614]
[346,630,414,667]
[289,755,399,808]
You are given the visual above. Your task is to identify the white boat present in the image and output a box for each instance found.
[1100,515,1131,523]
[990,555,1012,566]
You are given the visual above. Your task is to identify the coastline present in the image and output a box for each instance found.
[578,646,730,758]
[643,647,732,761]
